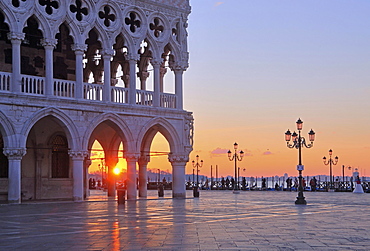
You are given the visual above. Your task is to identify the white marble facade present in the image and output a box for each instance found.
[0,0,192,203]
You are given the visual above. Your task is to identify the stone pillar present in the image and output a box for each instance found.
[128,58,137,105]
[41,38,57,97]
[84,158,92,198]
[69,151,88,202]
[169,154,189,198]
[8,32,24,93]
[125,153,139,200]
[105,155,118,197]
[4,148,26,204]
[151,59,162,107]
[71,44,87,99]
[174,68,184,110]
[137,71,149,90]
[138,155,150,198]
[159,64,167,93]
[102,49,114,102]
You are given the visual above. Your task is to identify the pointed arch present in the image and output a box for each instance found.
[0,111,17,148]
[19,107,80,151]
[82,112,135,153]
[138,117,182,155]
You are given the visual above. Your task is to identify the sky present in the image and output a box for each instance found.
[179,0,370,178]
[92,0,370,179]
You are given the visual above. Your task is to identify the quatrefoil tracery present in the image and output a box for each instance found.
[98,5,115,27]
[70,0,88,22]
[12,0,26,8]
[125,12,141,33]
[150,17,164,38]
[39,0,59,15]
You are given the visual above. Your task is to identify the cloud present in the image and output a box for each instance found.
[210,147,229,157]
[214,2,224,7]
[263,151,273,155]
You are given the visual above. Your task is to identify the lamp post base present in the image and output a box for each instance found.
[295,196,307,205]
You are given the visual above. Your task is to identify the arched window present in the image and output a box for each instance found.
[51,135,69,178]
[0,134,8,178]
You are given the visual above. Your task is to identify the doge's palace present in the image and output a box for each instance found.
[0,0,192,203]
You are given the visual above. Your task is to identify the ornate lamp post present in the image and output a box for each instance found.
[228,143,244,194]
[191,155,203,197]
[323,149,338,190]
[285,118,315,204]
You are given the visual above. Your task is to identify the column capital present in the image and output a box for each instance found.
[138,155,150,165]
[101,49,115,57]
[41,38,58,48]
[71,43,88,52]
[68,150,89,160]
[124,152,140,161]
[3,148,27,160]
[150,58,163,67]
[168,153,189,163]
[7,32,25,42]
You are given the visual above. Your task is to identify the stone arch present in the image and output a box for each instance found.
[19,107,79,151]
[82,113,135,153]
[138,117,182,156]
[0,5,17,32]
[0,111,16,148]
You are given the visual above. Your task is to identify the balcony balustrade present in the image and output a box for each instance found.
[0,72,177,109]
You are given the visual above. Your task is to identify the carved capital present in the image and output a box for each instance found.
[150,58,163,67]
[168,153,189,163]
[101,48,115,57]
[3,148,27,160]
[68,150,89,160]
[138,155,150,165]
[71,43,88,52]
[7,32,25,41]
[41,38,58,48]
[124,152,140,162]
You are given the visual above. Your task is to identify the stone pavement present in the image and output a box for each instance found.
[0,190,369,250]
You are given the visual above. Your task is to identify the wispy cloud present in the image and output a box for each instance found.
[263,150,273,155]
[214,2,224,7]
[210,147,229,157]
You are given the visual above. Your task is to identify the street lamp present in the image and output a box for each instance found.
[228,143,244,194]
[191,155,203,197]
[323,149,338,190]
[285,118,315,204]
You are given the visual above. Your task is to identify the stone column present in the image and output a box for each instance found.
[128,58,137,105]
[8,32,24,93]
[174,68,184,110]
[138,155,150,198]
[125,153,139,200]
[169,154,189,198]
[105,155,118,197]
[151,59,162,107]
[84,158,92,198]
[159,64,167,93]
[71,44,87,99]
[101,49,114,102]
[4,148,26,204]
[41,38,57,97]
[69,151,88,202]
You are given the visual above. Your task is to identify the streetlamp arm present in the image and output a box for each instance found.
[301,137,314,148]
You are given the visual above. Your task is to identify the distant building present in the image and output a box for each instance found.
[0,0,192,203]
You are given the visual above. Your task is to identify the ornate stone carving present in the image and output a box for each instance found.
[124,152,140,161]
[7,32,25,41]
[184,114,194,147]
[68,150,89,159]
[41,38,58,48]
[168,153,189,163]
[3,148,27,160]
[71,43,88,52]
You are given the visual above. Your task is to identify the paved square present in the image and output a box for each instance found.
[0,190,369,250]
